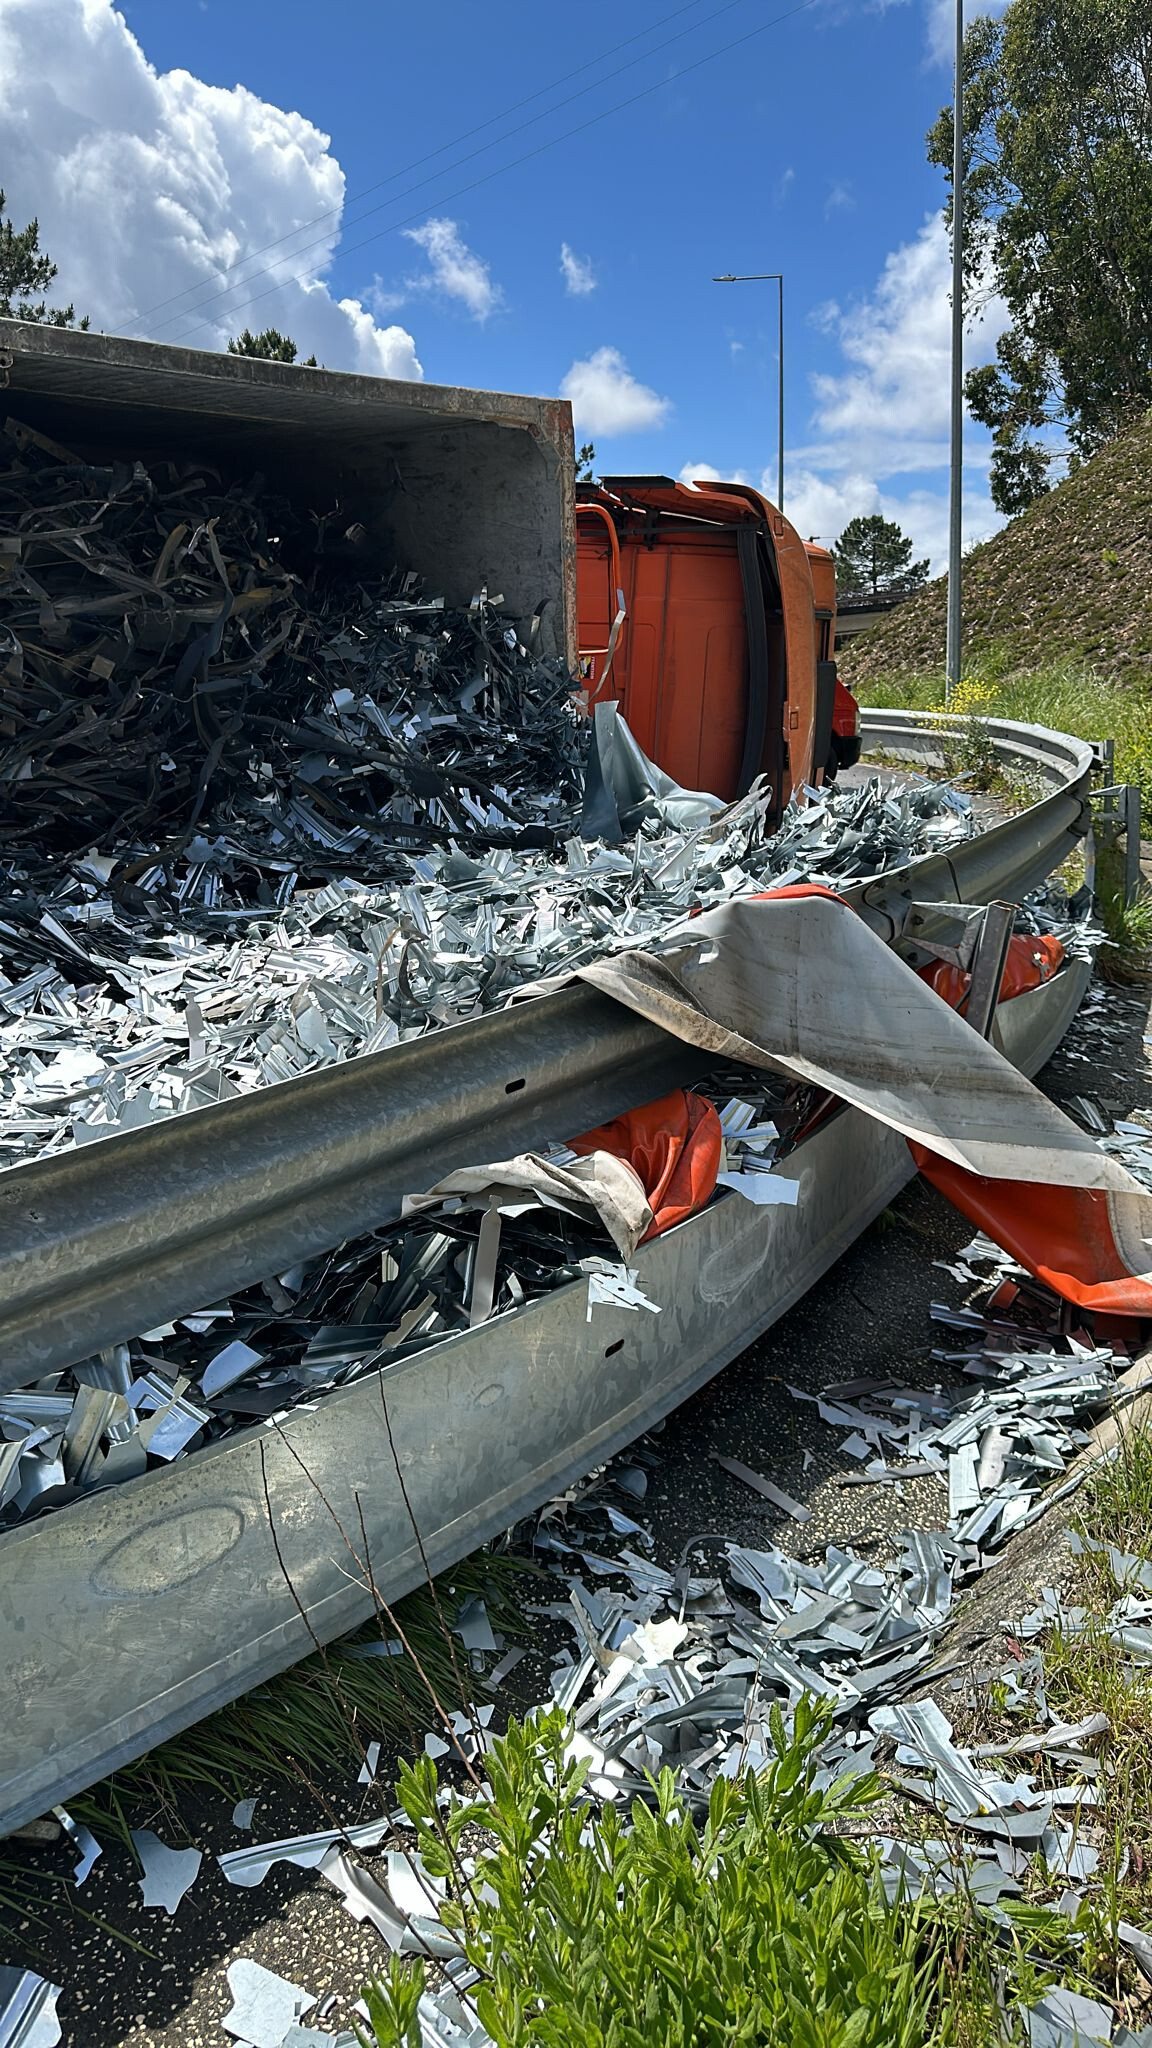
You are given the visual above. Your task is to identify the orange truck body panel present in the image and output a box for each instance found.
[575,475,855,808]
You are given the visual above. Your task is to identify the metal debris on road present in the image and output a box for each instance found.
[130,1828,203,1914]
[51,1805,100,1887]
[710,1454,813,1521]
[0,1966,63,2048]
[220,1958,316,2048]
[317,1845,461,1961]
[217,1818,393,1890]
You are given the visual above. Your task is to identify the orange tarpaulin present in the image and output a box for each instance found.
[572,1087,723,1242]
[917,931,1152,1315]
[910,1153,1152,1313]
[922,932,1065,1011]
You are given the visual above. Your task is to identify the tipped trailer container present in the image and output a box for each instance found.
[0,324,1095,1831]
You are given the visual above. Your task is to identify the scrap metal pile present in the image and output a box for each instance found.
[0,1062,812,1527]
[0,776,977,1168]
[11,1255,1148,2047]
[380,1278,1152,2046]
[0,419,980,1166]
[0,416,583,873]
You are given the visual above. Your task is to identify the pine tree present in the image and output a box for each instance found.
[0,189,87,327]
[833,515,930,602]
[227,327,317,366]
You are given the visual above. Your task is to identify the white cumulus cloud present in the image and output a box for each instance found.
[403,217,501,322]
[923,0,1008,65]
[559,242,597,296]
[0,0,422,378]
[561,347,671,436]
[675,213,1009,572]
[678,460,752,487]
[800,213,1006,477]
[785,212,1006,566]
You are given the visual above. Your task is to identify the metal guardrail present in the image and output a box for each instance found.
[856,709,1093,922]
[0,714,1093,1389]
[0,713,1096,1830]
[0,959,1090,1832]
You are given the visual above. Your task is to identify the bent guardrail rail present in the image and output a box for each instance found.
[0,716,1093,1390]
[0,713,1096,1830]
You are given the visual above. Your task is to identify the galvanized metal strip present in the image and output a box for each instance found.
[0,966,1081,1832]
[0,716,1093,1389]
[0,989,708,1388]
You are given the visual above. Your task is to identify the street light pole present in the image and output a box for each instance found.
[945,0,965,706]
[712,271,784,512]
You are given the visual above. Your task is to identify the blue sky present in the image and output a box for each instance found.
[0,0,1007,563]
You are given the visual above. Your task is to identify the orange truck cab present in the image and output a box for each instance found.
[575,476,860,817]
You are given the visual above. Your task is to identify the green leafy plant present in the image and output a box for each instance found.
[362,1699,1047,2047]
[939,677,1003,791]
[857,662,1152,830]
[70,1553,531,1843]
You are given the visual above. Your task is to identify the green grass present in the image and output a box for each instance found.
[838,412,1152,692]
[961,1427,1152,2025]
[69,1553,533,1846]
[1081,1420,1152,1564]
[857,658,1152,829]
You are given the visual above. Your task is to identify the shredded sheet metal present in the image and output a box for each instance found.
[373,1262,1145,2046]
[0,770,977,1171]
[0,1968,63,2048]
[0,428,980,1176]
[9,1256,1147,2045]
[0,1058,811,1532]
[217,1818,392,1889]
[220,1960,316,2048]
[0,892,1104,1538]
[129,1828,203,1915]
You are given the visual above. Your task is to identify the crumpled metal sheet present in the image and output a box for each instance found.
[0,1967,63,2048]
[576,889,1141,1196]
[221,1959,316,2048]
[0,1057,810,1531]
[0,769,977,1171]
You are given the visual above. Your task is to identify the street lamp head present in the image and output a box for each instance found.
[712,273,738,282]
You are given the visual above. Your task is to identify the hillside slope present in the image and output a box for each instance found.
[841,410,1152,686]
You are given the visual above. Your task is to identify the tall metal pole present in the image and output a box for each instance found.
[776,274,785,513]
[945,0,965,706]
[711,271,784,511]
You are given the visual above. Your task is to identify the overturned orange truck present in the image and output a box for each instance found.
[575,475,860,819]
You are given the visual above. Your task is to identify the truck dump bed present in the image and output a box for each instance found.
[0,321,577,662]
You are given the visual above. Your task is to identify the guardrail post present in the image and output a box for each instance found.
[965,900,1016,1038]
[1123,783,1143,908]
[1091,772,1142,910]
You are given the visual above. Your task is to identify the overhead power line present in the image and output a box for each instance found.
[151,0,821,348]
[131,0,727,331]
[141,0,774,342]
